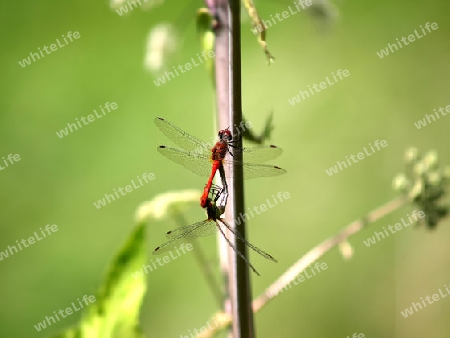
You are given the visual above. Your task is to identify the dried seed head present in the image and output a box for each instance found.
[393,174,408,191]
[405,147,419,164]
[423,150,438,170]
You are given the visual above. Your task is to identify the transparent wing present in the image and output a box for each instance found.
[217,218,277,262]
[157,146,287,179]
[153,219,218,255]
[241,145,283,163]
[165,220,218,239]
[157,146,212,177]
[215,221,261,275]
[154,117,212,155]
[222,160,287,180]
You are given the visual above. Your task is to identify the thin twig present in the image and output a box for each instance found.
[171,210,223,307]
[195,196,408,338]
[253,196,407,312]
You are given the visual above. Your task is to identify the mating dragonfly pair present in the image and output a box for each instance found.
[153,117,286,275]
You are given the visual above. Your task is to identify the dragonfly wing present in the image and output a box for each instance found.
[154,117,212,155]
[153,219,217,255]
[217,218,277,262]
[242,145,283,163]
[242,163,286,180]
[215,221,261,276]
[157,146,212,177]
[165,219,218,239]
[221,160,287,180]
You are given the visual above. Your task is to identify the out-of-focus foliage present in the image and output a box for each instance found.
[1,0,450,337]
[54,223,146,338]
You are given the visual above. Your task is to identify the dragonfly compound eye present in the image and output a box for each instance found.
[219,129,232,141]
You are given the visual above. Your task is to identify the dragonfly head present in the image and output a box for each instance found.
[218,128,232,142]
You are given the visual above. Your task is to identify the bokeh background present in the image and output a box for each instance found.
[1,0,450,337]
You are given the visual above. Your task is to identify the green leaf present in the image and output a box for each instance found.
[54,222,147,338]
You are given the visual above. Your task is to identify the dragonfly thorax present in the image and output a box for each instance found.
[211,141,228,161]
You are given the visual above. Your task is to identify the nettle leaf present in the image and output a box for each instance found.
[54,223,147,338]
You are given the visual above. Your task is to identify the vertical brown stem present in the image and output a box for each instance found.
[214,0,254,337]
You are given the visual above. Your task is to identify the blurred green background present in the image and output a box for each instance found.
[1,0,450,337]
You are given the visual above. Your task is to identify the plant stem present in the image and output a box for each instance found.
[253,196,407,312]
[214,0,254,337]
[195,196,408,338]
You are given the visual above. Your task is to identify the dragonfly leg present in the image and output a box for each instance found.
[218,219,277,263]
[215,221,261,276]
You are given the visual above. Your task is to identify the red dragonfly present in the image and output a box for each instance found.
[153,185,277,275]
[154,117,286,207]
